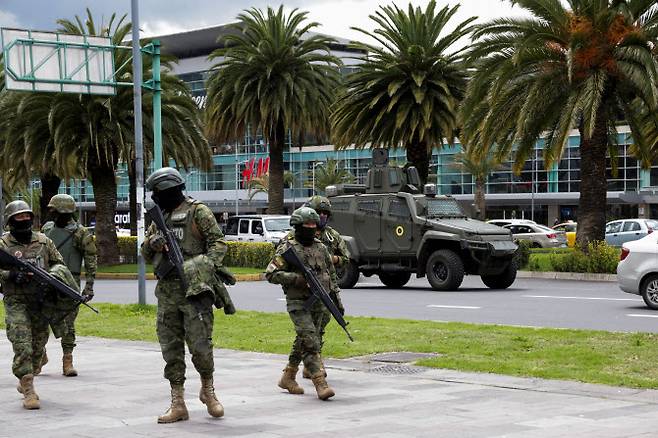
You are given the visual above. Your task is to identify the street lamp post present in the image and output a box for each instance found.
[312,162,323,196]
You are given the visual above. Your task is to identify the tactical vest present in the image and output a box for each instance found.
[153,198,205,274]
[0,232,52,296]
[285,239,332,300]
[43,222,83,275]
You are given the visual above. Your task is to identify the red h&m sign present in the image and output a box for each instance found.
[241,157,270,187]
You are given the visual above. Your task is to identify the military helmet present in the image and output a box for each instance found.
[290,206,320,226]
[4,200,34,222]
[145,167,185,191]
[47,194,76,213]
[307,195,332,215]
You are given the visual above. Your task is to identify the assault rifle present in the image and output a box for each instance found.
[0,249,99,314]
[281,246,354,341]
[147,204,207,321]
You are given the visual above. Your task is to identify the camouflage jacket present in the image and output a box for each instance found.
[266,236,339,301]
[42,220,97,285]
[0,231,66,297]
[142,198,228,274]
[281,225,349,267]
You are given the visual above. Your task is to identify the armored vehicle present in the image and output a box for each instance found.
[326,149,518,291]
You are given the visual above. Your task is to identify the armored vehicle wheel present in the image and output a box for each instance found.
[481,263,517,289]
[378,272,411,288]
[337,260,359,289]
[426,249,464,291]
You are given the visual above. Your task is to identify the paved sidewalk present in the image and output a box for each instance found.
[1,334,657,438]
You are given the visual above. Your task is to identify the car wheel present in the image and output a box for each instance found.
[378,272,411,288]
[337,260,359,289]
[426,249,464,291]
[641,274,658,310]
[481,263,517,289]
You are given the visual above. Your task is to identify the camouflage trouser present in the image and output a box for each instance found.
[286,299,329,375]
[59,307,79,353]
[4,298,50,378]
[155,280,215,385]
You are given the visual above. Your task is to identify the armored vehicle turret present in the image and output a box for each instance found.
[326,149,518,290]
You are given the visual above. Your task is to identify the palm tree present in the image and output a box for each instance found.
[205,6,342,214]
[304,158,355,193]
[247,171,295,203]
[331,1,475,185]
[0,10,209,264]
[452,144,502,220]
[462,0,658,246]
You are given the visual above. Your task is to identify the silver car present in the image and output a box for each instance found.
[503,223,568,248]
[617,232,658,309]
[605,219,658,247]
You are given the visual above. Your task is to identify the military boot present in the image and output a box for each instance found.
[278,365,304,394]
[311,371,335,401]
[19,374,40,410]
[62,353,78,377]
[157,384,189,423]
[199,377,224,418]
[34,352,48,376]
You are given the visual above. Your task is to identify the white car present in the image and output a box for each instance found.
[224,215,291,244]
[617,231,658,309]
[487,219,537,227]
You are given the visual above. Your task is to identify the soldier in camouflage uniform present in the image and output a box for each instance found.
[41,194,97,377]
[142,167,227,423]
[0,201,71,410]
[266,206,338,400]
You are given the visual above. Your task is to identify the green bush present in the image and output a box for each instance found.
[115,236,273,269]
[224,241,275,269]
[548,241,619,274]
[514,240,532,269]
[118,236,138,264]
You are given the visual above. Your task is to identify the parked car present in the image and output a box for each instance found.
[503,223,568,248]
[552,221,577,247]
[617,231,658,309]
[224,215,291,244]
[605,219,658,247]
[487,219,537,227]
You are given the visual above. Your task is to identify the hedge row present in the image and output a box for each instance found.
[117,236,274,269]
[546,241,619,274]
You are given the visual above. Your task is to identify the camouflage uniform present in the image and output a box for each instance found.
[42,217,97,356]
[266,207,339,400]
[142,197,227,385]
[0,231,66,379]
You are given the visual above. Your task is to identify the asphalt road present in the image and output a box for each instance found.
[92,275,658,333]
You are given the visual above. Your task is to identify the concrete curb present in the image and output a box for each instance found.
[95,272,266,281]
[518,270,617,282]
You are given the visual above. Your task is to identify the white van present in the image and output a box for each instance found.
[224,215,291,244]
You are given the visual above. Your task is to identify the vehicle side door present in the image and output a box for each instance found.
[382,197,414,252]
[605,221,623,246]
[238,218,251,241]
[224,217,239,241]
[250,219,265,242]
[354,197,382,253]
[619,220,643,245]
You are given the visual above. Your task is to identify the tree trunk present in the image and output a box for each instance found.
[39,172,61,227]
[474,177,486,220]
[129,158,137,236]
[88,164,120,265]
[406,141,430,186]
[267,118,286,214]
[576,112,609,248]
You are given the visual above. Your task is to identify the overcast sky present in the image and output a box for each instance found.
[0,0,527,42]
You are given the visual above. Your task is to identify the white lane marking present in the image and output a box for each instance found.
[627,314,658,318]
[523,295,640,302]
[277,298,286,301]
[427,305,481,310]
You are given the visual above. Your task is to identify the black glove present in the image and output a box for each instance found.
[8,270,31,285]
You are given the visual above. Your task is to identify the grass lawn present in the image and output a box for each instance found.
[9,303,658,389]
[97,264,263,275]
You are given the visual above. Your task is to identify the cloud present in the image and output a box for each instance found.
[0,9,20,28]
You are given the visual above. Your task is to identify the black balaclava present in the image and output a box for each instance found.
[9,217,33,244]
[151,185,186,212]
[55,213,73,228]
[318,211,330,230]
[295,225,316,246]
